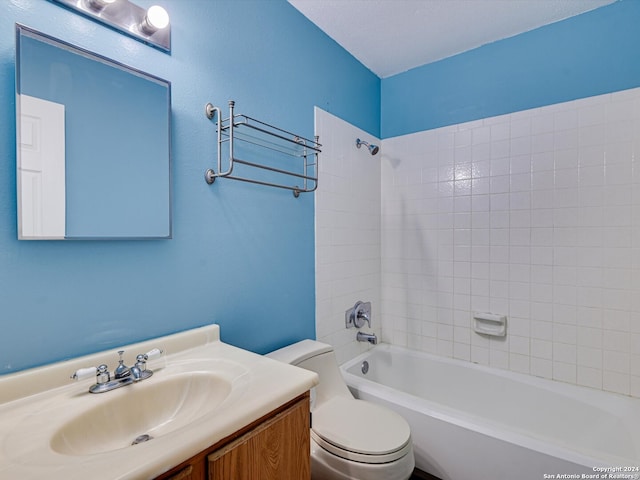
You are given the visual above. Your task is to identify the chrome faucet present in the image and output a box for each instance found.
[71,348,163,394]
[114,350,130,379]
[356,332,378,345]
[346,301,377,345]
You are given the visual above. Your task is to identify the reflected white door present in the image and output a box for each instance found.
[18,94,65,239]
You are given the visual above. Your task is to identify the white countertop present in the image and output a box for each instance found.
[0,324,318,479]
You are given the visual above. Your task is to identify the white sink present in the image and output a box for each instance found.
[0,324,319,480]
[50,372,231,455]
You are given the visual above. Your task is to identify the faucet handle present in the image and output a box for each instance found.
[135,353,147,371]
[144,348,163,361]
[346,301,372,329]
[135,348,163,367]
[70,364,111,384]
[70,366,97,381]
[133,348,163,381]
[354,301,372,328]
[96,364,111,384]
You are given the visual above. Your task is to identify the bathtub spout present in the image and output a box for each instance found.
[356,332,377,345]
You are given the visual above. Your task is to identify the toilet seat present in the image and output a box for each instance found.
[311,397,412,464]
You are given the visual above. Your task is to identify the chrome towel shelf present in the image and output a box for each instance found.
[204,101,321,197]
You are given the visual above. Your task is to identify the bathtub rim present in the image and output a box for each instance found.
[340,343,640,469]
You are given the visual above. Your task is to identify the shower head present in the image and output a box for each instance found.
[356,138,379,156]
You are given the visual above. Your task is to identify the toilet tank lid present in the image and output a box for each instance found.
[266,339,333,366]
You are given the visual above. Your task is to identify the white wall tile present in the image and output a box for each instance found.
[319,89,640,398]
[315,108,381,352]
[378,87,640,397]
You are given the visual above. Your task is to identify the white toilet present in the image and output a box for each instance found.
[267,340,415,480]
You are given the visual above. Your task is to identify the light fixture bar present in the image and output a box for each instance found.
[49,0,171,53]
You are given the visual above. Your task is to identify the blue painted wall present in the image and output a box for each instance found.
[381,0,640,138]
[3,0,634,374]
[0,0,380,373]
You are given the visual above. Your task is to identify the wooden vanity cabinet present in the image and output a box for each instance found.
[154,392,310,480]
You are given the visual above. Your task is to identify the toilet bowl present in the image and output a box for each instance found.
[267,340,415,480]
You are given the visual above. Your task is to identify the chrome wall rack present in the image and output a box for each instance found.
[204,101,321,197]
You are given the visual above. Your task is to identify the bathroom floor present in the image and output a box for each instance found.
[411,468,442,480]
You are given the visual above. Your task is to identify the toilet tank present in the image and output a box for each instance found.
[267,340,353,408]
[267,339,332,365]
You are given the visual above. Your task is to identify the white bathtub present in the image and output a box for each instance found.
[341,344,640,480]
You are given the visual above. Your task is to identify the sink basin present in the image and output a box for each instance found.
[0,324,318,480]
[50,372,231,456]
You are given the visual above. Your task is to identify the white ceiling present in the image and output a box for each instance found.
[288,0,616,78]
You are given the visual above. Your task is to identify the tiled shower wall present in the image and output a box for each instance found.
[315,108,381,364]
[381,87,640,397]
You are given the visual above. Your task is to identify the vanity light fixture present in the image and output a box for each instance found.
[50,0,171,53]
[84,0,117,10]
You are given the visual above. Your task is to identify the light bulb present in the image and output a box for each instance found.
[142,5,170,32]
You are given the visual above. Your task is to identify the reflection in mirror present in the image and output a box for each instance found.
[16,25,172,239]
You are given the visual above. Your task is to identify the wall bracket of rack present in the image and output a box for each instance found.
[204,101,320,198]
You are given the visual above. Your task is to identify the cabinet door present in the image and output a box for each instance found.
[208,397,310,480]
[164,465,194,480]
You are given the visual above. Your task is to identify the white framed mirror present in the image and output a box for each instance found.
[15,24,172,240]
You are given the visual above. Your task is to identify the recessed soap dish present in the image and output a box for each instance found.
[473,312,507,337]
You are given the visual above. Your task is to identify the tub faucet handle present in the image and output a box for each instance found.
[346,301,372,329]
[355,301,372,328]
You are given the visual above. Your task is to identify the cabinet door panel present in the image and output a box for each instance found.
[165,465,193,480]
[209,397,310,480]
